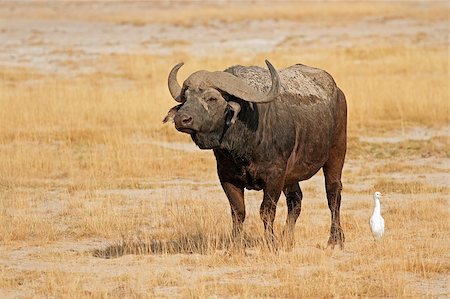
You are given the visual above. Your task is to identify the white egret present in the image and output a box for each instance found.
[370,191,385,241]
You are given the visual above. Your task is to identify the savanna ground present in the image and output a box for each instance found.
[0,1,449,298]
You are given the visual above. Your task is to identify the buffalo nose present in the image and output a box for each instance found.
[181,115,192,125]
[174,113,193,129]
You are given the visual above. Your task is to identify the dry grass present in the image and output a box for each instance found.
[1,45,448,188]
[372,179,450,195]
[0,1,449,298]
[1,190,448,297]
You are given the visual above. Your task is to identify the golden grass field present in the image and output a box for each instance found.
[0,1,449,298]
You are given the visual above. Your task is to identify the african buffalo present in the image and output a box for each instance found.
[163,60,347,249]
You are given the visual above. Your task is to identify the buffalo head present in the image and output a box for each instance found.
[163,60,280,149]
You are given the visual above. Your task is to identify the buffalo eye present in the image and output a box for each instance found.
[207,97,217,102]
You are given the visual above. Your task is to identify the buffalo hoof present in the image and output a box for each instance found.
[327,225,345,249]
[225,245,245,256]
[281,230,295,251]
[263,233,279,253]
[227,238,245,255]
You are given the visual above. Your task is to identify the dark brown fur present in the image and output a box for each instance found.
[164,62,347,249]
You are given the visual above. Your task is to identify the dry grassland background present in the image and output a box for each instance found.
[0,1,449,298]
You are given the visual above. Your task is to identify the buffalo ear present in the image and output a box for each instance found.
[226,101,241,126]
[163,104,182,123]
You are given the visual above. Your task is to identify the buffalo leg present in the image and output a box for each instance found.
[323,148,346,249]
[324,177,344,249]
[260,185,283,251]
[324,88,347,249]
[221,181,245,247]
[282,182,302,249]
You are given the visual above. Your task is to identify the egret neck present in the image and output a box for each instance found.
[373,196,381,215]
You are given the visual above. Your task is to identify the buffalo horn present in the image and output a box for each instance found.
[168,62,184,102]
[263,60,281,102]
[204,60,280,103]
